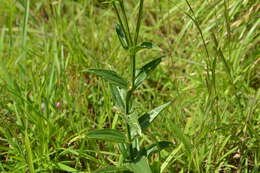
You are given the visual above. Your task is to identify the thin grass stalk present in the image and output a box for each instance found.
[185,0,223,124]
[223,0,231,43]
[223,0,232,68]
[184,0,211,90]
[22,0,30,53]
[211,32,243,108]
[211,33,232,79]
[24,130,35,173]
[16,0,30,64]
[184,13,211,83]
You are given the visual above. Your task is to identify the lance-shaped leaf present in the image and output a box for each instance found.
[94,166,129,173]
[110,84,126,111]
[139,102,171,130]
[126,156,152,173]
[134,56,164,89]
[85,69,128,89]
[116,24,129,49]
[87,129,126,143]
[132,42,161,54]
[123,113,142,138]
[145,141,173,158]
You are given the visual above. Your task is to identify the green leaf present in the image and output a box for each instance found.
[124,113,142,137]
[87,129,126,143]
[133,42,161,54]
[57,163,79,172]
[85,69,128,88]
[94,166,129,173]
[110,84,126,111]
[140,42,154,49]
[145,141,173,157]
[134,56,164,88]
[116,24,129,49]
[126,156,152,173]
[139,102,171,130]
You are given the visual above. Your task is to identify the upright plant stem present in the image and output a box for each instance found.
[115,0,134,161]
[115,0,145,161]
[131,54,136,89]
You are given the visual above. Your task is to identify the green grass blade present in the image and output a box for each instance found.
[160,144,183,173]
[24,131,35,173]
[16,0,30,64]
[171,124,192,153]
[211,32,232,80]
[94,166,129,173]
[57,162,79,172]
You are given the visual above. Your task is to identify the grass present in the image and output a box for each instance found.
[0,0,259,172]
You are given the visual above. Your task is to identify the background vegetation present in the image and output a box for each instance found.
[0,0,259,172]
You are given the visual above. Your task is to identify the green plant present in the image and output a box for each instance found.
[84,0,172,172]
